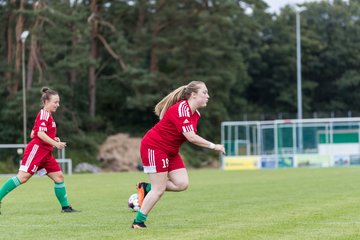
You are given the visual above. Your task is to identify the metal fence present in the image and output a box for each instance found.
[221,117,360,170]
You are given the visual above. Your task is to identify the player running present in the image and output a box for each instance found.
[132,81,225,229]
[0,87,79,214]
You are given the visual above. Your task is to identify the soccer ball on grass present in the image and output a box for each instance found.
[128,193,140,212]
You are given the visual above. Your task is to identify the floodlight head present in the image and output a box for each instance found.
[21,30,30,43]
[294,5,307,13]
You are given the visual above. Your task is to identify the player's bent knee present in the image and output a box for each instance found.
[178,181,189,191]
[52,173,64,183]
[55,176,64,182]
[17,175,31,184]
[171,180,189,191]
[17,171,32,184]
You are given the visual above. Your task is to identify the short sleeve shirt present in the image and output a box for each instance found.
[143,100,201,155]
[30,109,56,150]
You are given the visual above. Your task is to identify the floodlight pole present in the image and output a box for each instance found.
[296,7,305,153]
[296,11,302,121]
[21,30,29,145]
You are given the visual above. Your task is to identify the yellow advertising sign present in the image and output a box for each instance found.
[223,156,259,170]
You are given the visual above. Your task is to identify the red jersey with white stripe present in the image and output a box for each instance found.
[30,109,56,150]
[142,100,200,155]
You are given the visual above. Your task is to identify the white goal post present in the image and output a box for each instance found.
[0,144,72,175]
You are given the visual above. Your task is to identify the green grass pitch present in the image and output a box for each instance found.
[1,167,360,239]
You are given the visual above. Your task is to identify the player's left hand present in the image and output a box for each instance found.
[214,144,226,155]
[55,141,67,149]
[54,137,60,142]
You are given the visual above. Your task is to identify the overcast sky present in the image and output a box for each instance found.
[263,0,323,13]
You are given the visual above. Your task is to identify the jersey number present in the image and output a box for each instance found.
[31,164,38,173]
[161,158,169,168]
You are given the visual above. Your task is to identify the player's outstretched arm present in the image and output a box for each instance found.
[183,131,225,154]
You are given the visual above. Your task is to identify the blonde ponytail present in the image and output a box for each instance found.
[154,81,205,119]
[155,85,186,119]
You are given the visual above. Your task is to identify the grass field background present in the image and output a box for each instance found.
[1,167,360,239]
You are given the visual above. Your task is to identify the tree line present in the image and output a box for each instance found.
[1,0,359,168]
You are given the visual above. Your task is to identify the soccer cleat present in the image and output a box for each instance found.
[61,206,80,213]
[131,220,147,229]
[136,182,149,207]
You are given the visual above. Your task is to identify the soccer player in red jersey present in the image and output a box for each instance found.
[132,81,225,229]
[0,87,78,214]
